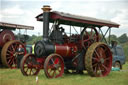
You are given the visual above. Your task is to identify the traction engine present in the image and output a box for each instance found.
[20,5,118,78]
[0,22,33,68]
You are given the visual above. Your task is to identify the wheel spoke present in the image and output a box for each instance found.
[51,58,55,64]
[94,50,100,58]
[90,31,95,40]
[92,63,98,67]
[83,38,90,42]
[6,53,10,56]
[98,64,102,76]
[8,57,14,64]
[97,48,103,58]
[28,56,33,63]
[90,29,93,36]
[31,69,36,74]
[9,58,15,67]
[29,68,32,75]
[6,56,12,60]
[92,57,99,62]
[11,44,15,53]
[7,50,13,55]
[104,57,110,62]
[11,57,16,65]
[51,70,56,77]
[94,65,97,73]
[93,35,97,41]
[24,66,28,68]
[48,69,52,74]
[48,64,54,69]
[85,31,89,36]
[57,67,61,72]
[100,48,105,58]
[25,68,29,73]
[101,64,108,72]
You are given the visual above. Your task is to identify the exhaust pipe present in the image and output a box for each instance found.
[41,5,52,41]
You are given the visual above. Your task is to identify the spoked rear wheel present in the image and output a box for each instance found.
[20,54,40,76]
[1,40,26,68]
[82,27,99,49]
[85,42,112,77]
[44,54,64,78]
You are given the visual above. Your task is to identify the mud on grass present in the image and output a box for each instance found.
[0,62,128,85]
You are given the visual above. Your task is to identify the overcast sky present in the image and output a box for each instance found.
[0,0,128,37]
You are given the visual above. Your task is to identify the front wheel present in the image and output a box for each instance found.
[20,54,40,76]
[44,54,64,78]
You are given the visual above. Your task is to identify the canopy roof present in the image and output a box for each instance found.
[36,11,120,28]
[0,22,34,30]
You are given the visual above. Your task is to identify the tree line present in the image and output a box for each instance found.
[108,33,128,44]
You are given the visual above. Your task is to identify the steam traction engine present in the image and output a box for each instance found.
[0,22,34,68]
[20,6,120,78]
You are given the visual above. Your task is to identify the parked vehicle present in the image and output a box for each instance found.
[111,45,126,69]
[0,22,34,68]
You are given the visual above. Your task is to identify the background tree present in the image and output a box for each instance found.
[118,33,128,44]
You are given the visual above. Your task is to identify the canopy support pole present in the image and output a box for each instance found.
[99,27,110,44]
[109,27,111,45]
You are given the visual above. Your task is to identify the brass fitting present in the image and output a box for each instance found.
[41,5,52,12]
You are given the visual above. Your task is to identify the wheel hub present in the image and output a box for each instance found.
[54,64,60,69]
[13,52,18,57]
[100,58,104,64]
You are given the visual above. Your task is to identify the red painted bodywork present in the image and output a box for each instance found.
[55,43,79,59]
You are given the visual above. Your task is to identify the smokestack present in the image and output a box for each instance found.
[41,5,52,40]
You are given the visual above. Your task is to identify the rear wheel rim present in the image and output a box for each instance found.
[85,42,112,77]
[82,27,99,49]
[1,40,26,68]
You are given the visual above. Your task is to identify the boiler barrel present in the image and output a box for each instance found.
[55,44,78,58]
[34,41,78,59]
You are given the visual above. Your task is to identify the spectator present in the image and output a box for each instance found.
[17,44,24,68]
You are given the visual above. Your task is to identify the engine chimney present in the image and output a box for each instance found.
[41,5,52,40]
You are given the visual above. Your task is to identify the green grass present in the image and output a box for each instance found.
[0,63,128,85]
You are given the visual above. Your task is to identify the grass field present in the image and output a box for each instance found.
[0,63,128,85]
